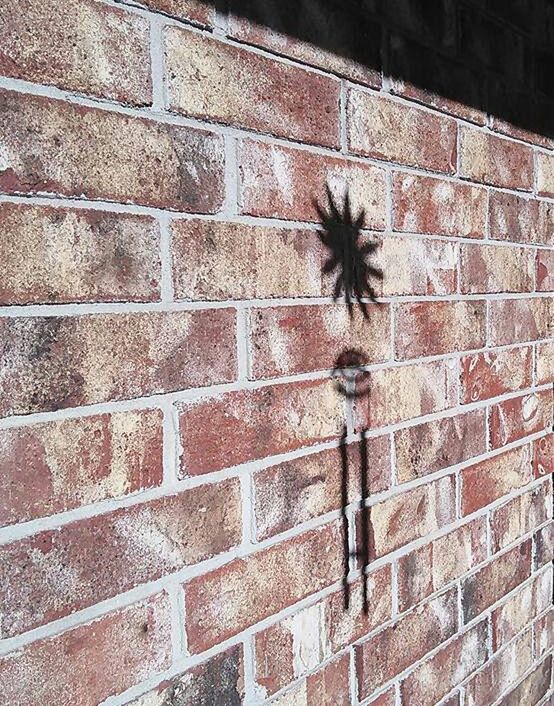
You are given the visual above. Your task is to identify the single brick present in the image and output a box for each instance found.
[0,90,224,211]
[354,359,457,430]
[459,347,533,404]
[535,522,554,567]
[184,521,343,652]
[461,445,533,515]
[392,173,487,237]
[488,389,553,449]
[143,0,213,25]
[249,304,390,379]
[356,589,458,699]
[0,593,171,706]
[254,436,390,540]
[239,139,386,228]
[347,90,456,172]
[178,381,344,475]
[0,310,236,417]
[171,219,325,300]
[489,297,553,346]
[534,434,554,477]
[489,191,554,246]
[1,0,151,104]
[459,127,534,190]
[395,301,486,360]
[536,151,554,197]
[0,479,241,636]
[165,27,340,147]
[363,475,456,558]
[537,249,554,291]
[269,653,350,706]
[400,622,488,706]
[397,518,488,612]
[459,243,534,294]
[0,203,160,305]
[537,340,554,384]
[534,609,554,658]
[0,409,163,527]
[491,482,551,551]
[495,656,552,706]
[395,409,486,483]
[461,541,532,622]
[491,570,552,650]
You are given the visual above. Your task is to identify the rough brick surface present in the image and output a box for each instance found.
[489,297,553,346]
[537,151,554,197]
[491,482,551,551]
[489,191,554,245]
[459,347,533,403]
[488,389,553,449]
[459,243,535,293]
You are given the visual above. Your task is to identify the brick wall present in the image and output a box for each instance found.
[0,1,553,705]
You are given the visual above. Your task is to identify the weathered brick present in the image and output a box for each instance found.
[397,518,488,612]
[355,359,457,430]
[488,389,553,449]
[459,127,534,190]
[400,622,488,706]
[537,151,554,197]
[461,541,532,622]
[534,609,554,659]
[0,90,224,211]
[0,203,160,305]
[535,522,554,567]
[347,91,457,172]
[491,571,552,650]
[537,249,554,291]
[459,347,533,404]
[0,310,236,418]
[460,243,535,293]
[254,436,390,540]
[491,482,551,551]
[395,409,486,483]
[461,445,533,515]
[489,191,554,246]
[495,656,552,706]
[392,173,487,237]
[179,381,344,475]
[395,301,486,360]
[143,0,213,25]
[489,297,553,346]
[249,304,390,378]
[534,434,554,477]
[0,479,241,636]
[239,139,386,227]
[270,653,350,706]
[0,409,163,527]
[362,476,456,558]
[165,28,340,147]
[184,521,343,652]
[356,589,458,699]
[1,0,151,104]
[366,688,396,706]
[0,593,171,706]
[537,340,554,384]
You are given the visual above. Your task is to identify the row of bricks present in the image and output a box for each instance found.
[1,206,554,307]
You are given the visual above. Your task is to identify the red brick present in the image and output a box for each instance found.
[255,621,295,696]
[0,409,163,527]
[0,203,160,305]
[1,0,151,104]
[465,630,533,706]
[0,479,241,636]
[488,389,553,449]
[254,436,390,540]
[489,297,553,346]
[0,90,224,211]
[347,91,457,173]
[537,249,554,291]
[239,139,386,228]
[491,571,552,650]
[490,117,554,150]
[535,522,554,568]
[397,518,488,612]
[537,340,554,385]
[184,521,343,652]
[362,476,456,559]
[461,445,533,515]
[365,688,396,706]
[460,243,534,293]
[489,191,554,246]
[249,304,390,378]
[392,173,487,237]
[356,589,458,699]
[534,609,554,659]
[269,654,350,706]
[496,656,552,706]
[143,0,213,25]
[0,310,236,418]
[165,28,340,148]
[459,347,533,404]
[355,360,457,430]
[491,482,551,551]
[461,541,532,622]
[179,380,344,475]
[534,434,554,477]
[537,151,554,198]
[395,409,486,483]
[459,127,534,190]
[395,301,486,360]
[171,219,326,300]
[400,622,489,706]
[0,593,171,706]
